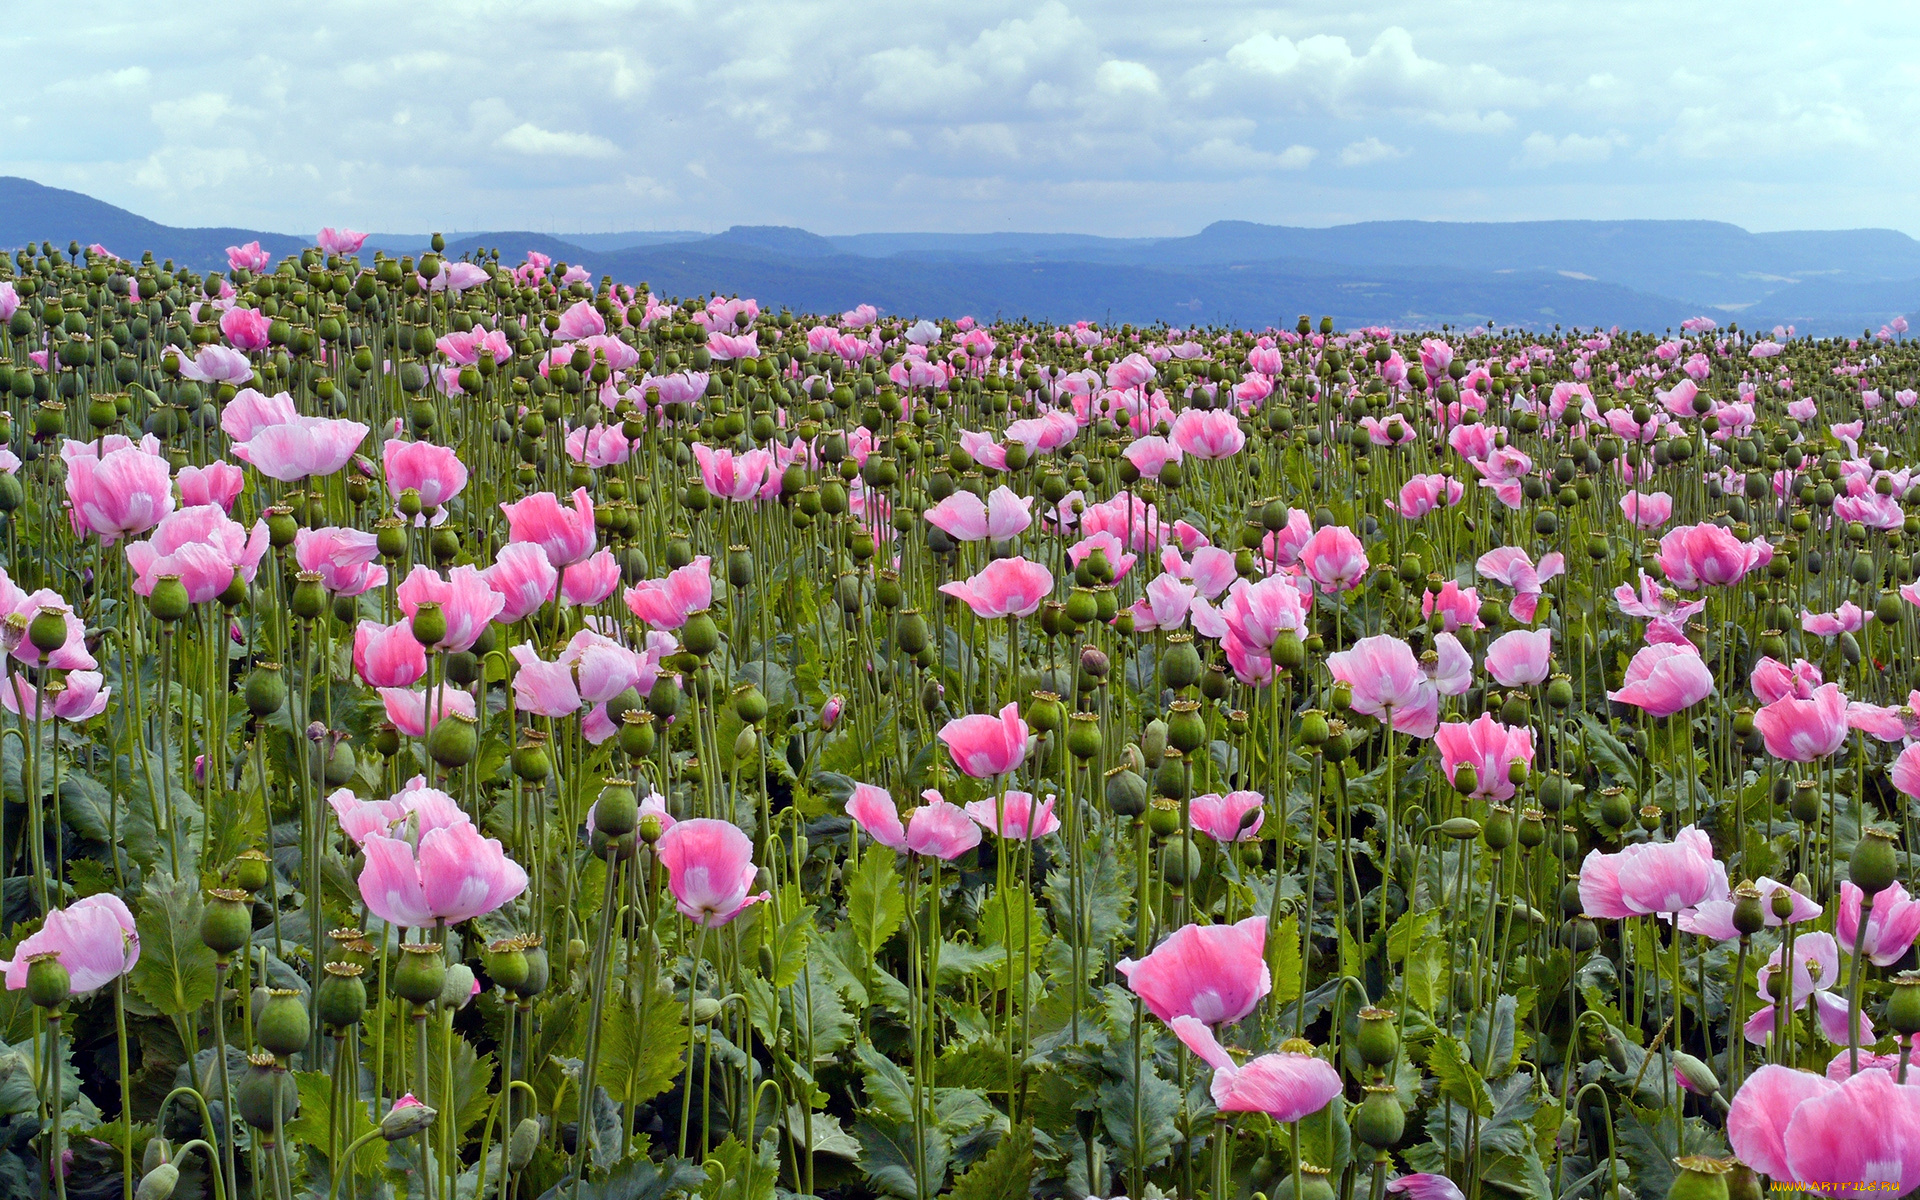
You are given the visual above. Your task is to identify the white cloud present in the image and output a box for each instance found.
[1095,60,1160,96]
[1339,137,1406,166]
[0,1,1914,236]
[496,123,618,159]
[1185,137,1316,172]
[1514,131,1622,168]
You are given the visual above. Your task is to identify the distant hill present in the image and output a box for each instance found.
[0,175,1910,334]
[0,176,307,268]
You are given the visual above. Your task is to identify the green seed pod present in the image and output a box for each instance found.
[245,663,287,716]
[485,939,530,994]
[28,606,68,655]
[232,849,272,894]
[1161,633,1203,690]
[894,608,929,654]
[1298,708,1330,746]
[290,571,328,620]
[1438,816,1482,840]
[426,711,479,768]
[1105,766,1149,817]
[511,938,550,998]
[393,943,447,1006]
[1352,1086,1405,1150]
[1160,835,1201,885]
[25,953,69,1008]
[733,683,768,725]
[1853,827,1900,895]
[681,611,720,658]
[201,888,253,957]
[1888,970,1920,1036]
[1154,748,1189,800]
[1067,711,1103,760]
[1666,1156,1733,1200]
[1166,700,1206,753]
[617,711,656,759]
[594,781,639,836]
[236,1054,296,1133]
[256,988,309,1058]
[147,574,191,622]
[1354,1006,1399,1066]
[1483,804,1515,850]
[410,600,448,647]
[315,963,368,1029]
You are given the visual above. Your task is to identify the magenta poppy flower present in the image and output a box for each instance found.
[317,227,367,255]
[383,439,468,511]
[938,702,1030,778]
[1578,824,1723,919]
[358,820,527,928]
[66,441,173,545]
[1118,915,1270,1026]
[655,818,768,927]
[1188,791,1264,844]
[221,306,272,351]
[294,527,388,596]
[177,460,247,511]
[560,550,622,607]
[925,486,1033,542]
[0,894,138,994]
[1298,524,1367,594]
[1172,1017,1341,1121]
[378,685,477,738]
[508,643,582,718]
[1484,627,1552,687]
[623,557,713,630]
[226,242,271,273]
[1608,642,1715,717]
[1434,714,1534,802]
[939,556,1053,619]
[233,415,369,481]
[964,790,1061,841]
[1169,409,1245,460]
[482,542,559,624]
[354,620,427,688]
[396,564,505,653]
[501,488,596,567]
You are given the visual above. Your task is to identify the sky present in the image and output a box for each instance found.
[2,1,1916,239]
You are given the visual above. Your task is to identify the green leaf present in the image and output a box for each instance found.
[1403,934,1447,1015]
[285,1070,383,1179]
[533,1155,706,1200]
[764,903,815,988]
[1385,907,1436,962]
[856,1039,916,1123]
[57,772,113,842]
[786,962,856,1064]
[128,871,217,1018]
[854,1115,950,1198]
[1270,915,1302,1007]
[697,1133,778,1200]
[1428,1034,1494,1119]
[1097,1035,1179,1175]
[597,983,687,1113]
[846,851,905,961]
[949,1123,1033,1200]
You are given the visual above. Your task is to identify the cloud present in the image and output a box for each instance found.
[496,123,618,159]
[1185,137,1316,172]
[1513,131,1623,168]
[0,2,1914,236]
[1339,137,1406,166]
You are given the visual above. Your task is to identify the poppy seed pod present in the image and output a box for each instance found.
[316,963,368,1029]
[394,943,447,1007]
[256,989,309,1058]
[235,1053,297,1133]
[201,888,252,957]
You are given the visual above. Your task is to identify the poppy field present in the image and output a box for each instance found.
[0,228,1918,1200]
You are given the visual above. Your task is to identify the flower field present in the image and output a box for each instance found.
[0,228,1917,1200]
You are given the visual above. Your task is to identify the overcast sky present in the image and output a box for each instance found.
[2,1,1915,238]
